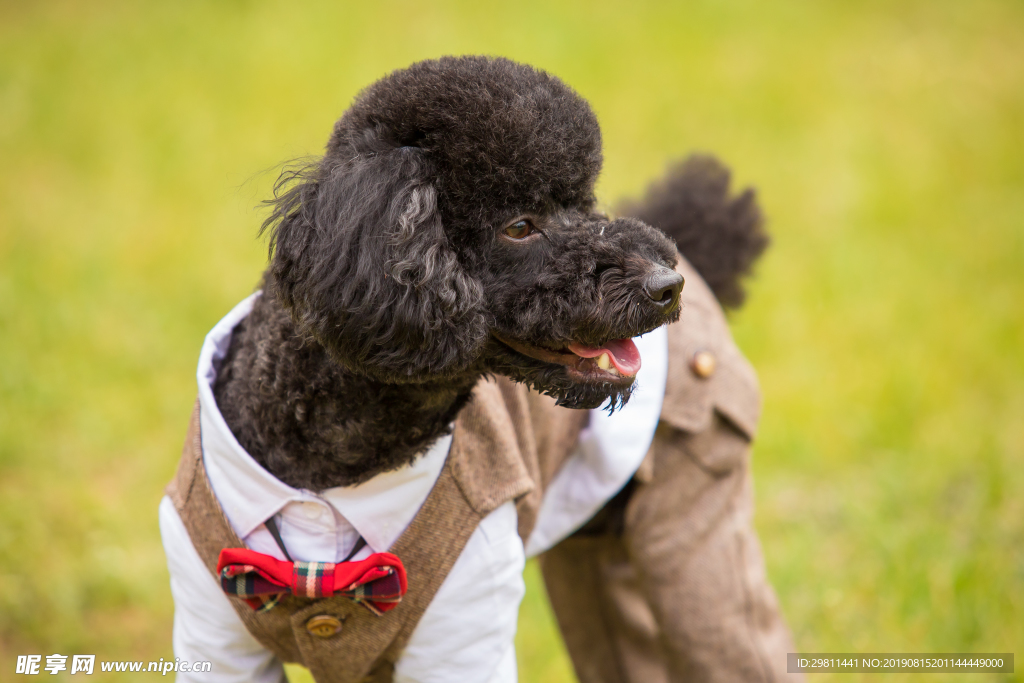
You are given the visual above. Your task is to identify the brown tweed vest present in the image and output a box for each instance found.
[167,377,584,683]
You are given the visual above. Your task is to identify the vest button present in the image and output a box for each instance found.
[690,350,716,379]
[305,614,343,638]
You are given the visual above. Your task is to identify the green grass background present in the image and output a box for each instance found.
[1,1,1022,681]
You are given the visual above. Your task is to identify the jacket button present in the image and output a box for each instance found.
[306,615,343,638]
[690,350,716,379]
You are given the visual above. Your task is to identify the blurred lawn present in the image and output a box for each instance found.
[1,0,1022,681]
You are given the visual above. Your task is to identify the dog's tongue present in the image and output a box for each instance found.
[568,339,642,376]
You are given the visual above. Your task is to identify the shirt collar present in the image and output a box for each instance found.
[585,323,668,472]
[196,292,450,551]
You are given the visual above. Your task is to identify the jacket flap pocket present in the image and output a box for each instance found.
[659,294,761,442]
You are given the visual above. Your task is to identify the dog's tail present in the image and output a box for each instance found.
[618,155,768,310]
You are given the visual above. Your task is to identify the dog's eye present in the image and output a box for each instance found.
[504,220,535,240]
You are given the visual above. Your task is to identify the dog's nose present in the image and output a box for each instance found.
[644,266,684,310]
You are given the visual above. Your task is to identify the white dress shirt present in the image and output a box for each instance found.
[160,293,524,683]
[525,325,668,557]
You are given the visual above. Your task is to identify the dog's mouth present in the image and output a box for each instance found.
[492,332,641,384]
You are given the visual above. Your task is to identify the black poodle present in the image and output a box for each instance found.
[212,55,766,491]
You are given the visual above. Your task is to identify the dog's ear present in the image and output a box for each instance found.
[263,142,486,381]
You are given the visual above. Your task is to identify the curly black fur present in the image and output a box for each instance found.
[213,57,729,490]
[619,155,768,309]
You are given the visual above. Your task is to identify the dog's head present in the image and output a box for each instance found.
[265,56,681,410]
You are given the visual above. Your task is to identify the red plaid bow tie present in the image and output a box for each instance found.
[217,548,407,615]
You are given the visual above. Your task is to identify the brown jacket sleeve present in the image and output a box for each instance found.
[540,257,800,683]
